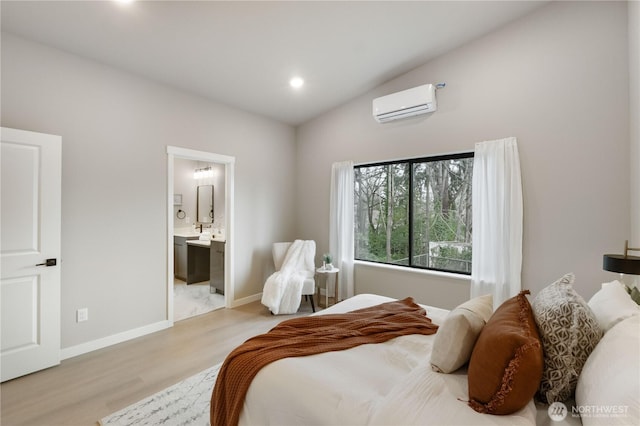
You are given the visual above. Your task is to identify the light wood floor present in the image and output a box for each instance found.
[0,300,315,426]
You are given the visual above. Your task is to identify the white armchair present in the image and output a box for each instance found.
[272,242,316,312]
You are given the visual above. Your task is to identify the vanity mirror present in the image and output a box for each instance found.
[197,185,214,224]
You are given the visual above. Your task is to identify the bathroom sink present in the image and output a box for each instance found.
[187,239,211,247]
[174,228,201,238]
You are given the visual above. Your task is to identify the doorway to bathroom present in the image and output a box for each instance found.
[166,146,235,323]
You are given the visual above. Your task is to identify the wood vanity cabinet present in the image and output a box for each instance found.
[187,242,210,284]
[210,241,225,294]
[174,236,198,281]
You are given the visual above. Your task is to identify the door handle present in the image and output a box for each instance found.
[36,258,57,267]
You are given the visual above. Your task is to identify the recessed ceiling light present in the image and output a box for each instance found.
[289,77,304,89]
[115,0,134,4]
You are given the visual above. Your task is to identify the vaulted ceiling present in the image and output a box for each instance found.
[1,1,547,125]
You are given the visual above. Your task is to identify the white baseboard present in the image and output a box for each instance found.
[61,294,262,360]
[230,292,262,308]
[61,320,172,360]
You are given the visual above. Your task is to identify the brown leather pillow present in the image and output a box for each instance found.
[467,290,543,415]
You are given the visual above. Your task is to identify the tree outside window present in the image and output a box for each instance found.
[354,153,473,275]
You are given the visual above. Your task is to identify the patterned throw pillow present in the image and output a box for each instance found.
[532,273,603,403]
[631,286,640,305]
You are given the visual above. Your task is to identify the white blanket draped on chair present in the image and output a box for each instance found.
[261,240,316,315]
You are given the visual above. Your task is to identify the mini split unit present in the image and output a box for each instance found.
[372,83,437,123]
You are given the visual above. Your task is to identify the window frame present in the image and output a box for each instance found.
[354,151,474,276]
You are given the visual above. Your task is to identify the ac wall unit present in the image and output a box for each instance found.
[372,83,437,123]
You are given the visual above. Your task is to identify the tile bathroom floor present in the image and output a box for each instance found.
[174,278,225,322]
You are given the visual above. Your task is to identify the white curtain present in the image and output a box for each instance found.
[471,137,523,310]
[329,161,354,301]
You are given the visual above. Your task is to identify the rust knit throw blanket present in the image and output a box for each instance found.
[210,297,438,426]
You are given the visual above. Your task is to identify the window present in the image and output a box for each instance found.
[354,153,474,274]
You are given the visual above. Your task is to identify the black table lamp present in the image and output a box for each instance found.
[603,240,640,275]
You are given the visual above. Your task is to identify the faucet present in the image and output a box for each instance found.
[196,223,213,233]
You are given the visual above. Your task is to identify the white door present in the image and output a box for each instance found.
[1,127,61,382]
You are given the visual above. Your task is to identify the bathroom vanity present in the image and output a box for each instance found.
[174,234,199,281]
[174,229,225,294]
[186,239,211,284]
[210,240,225,295]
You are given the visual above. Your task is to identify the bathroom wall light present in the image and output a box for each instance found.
[193,166,213,179]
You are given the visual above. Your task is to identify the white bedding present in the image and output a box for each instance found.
[239,294,537,425]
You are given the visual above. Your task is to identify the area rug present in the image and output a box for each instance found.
[99,363,221,426]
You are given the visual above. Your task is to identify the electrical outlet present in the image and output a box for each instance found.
[77,308,88,323]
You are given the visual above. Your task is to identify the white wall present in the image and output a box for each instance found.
[296,0,630,307]
[630,0,640,248]
[1,33,297,349]
[1,0,635,352]
[173,159,225,230]
[173,158,198,229]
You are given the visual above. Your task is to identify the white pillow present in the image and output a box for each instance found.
[588,280,640,332]
[575,315,640,426]
[430,294,492,373]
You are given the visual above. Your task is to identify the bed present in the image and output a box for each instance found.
[214,278,639,426]
[239,294,535,425]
